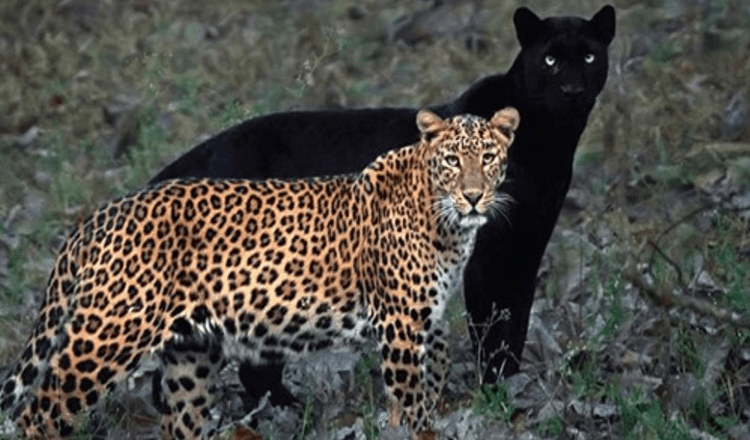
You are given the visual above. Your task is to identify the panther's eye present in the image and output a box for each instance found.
[544,55,556,67]
[482,153,496,165]
[584,53,595,64]
[445,154,460,167]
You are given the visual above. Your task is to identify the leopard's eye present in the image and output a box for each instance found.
[584,53,595,64]
[544,55,556,67]
[445,154,460,167]
[482,152,496,165]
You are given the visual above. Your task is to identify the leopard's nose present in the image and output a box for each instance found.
[463,190,482,207]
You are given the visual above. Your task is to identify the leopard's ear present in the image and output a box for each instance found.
[416,110,445,137]
[490,107,520,143]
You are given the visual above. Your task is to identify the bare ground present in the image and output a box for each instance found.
[1,0,749,439]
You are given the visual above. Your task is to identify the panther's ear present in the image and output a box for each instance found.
[490,107,520,143]
[590,5,616,46]
[417,110,445,138]
[513,7,542,49]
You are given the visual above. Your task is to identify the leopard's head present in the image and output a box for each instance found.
[417,107,519,229]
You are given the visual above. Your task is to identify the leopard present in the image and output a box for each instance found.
[0,107,519,440]
[149,5,616,391]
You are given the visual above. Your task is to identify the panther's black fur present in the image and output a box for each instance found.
[150,6,615,399]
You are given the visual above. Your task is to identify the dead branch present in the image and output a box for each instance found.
[624,262,750,331]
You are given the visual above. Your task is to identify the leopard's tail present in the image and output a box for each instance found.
[0,225,83,433]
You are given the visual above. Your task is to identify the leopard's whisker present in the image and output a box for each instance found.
[489,192,515,229]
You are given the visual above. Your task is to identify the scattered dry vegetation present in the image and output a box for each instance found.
[0,0,749,438]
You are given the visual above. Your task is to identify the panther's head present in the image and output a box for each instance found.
[417,107,519,229]
[513,5,615,118]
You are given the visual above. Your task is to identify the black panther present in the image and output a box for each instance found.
[150,5,616,402]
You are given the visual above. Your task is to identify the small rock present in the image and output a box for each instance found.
[564,188,588,210]
[59,0,103,30]
[389,1,478,45]
[348,5,367,20]
[731,192,750,210]
[506,372,532,398]
[433,408,507,440]
[183,21,206,46]
[721,88,749,141]
[523,312,562,364]
[568,399,589,416]
[536,399,564,422]
[652,164,687,186]
[317,419,367,440]
[515,432,544,440]
[3,205,23,237]
[695,211,714,232]
[1,418,17,439]
[693,168,725,192]
[584,314,606,340]
[690,270,724,292]
[205,25,220,40]
[697,316,720,335]
[727,156,750,185]
[16,126,40,148]
[156,112,175,140]
[700,339,731,387]
[592,403,618,419]
[507,372,547,411]
[379,422,410,440]
[104,92,141,125]
[254,405,301,440]
[0,242,9,288]
[621,349,653,370]
[704,24,744,50]
[445,360,475,397]
[594,223,616,248]
[284,349,360,400]
[666,373,697,413]
[6,193,45,235]
[104,166,128,182]
[33,170,52,186]
[726,424,750,440]
[566,426,589,440]
[689,428,724,440]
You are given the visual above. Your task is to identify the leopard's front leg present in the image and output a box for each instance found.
[424,325,450,415]
[376,310,448,440]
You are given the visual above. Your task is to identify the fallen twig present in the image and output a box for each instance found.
[624,262,750,330]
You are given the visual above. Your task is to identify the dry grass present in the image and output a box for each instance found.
[1,0,749,437]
